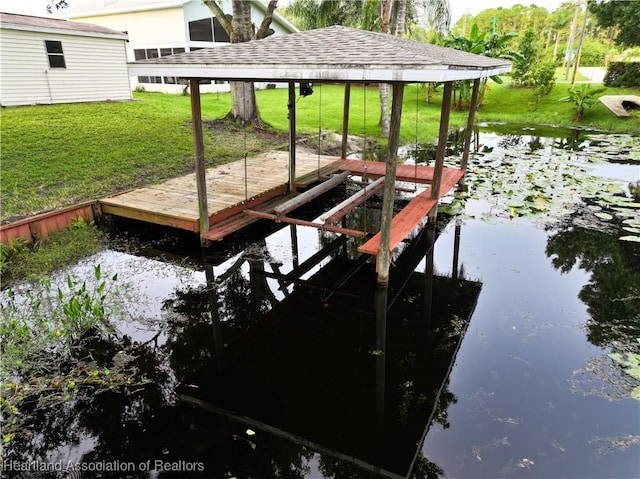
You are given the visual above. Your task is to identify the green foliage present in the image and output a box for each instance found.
[1,219,103,283]
[444,20,523,110]
[531,59,557,98]
[559,84,607,120]
[604,62,640,87]
[579,38,609,66]
[283,0,380,31]
[454,4,548,39]
[511,28,540,86]
[0,265,144,441]
[589,0,640,48]
[0,237,30,277]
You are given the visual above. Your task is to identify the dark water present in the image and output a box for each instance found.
[2,126,639,478]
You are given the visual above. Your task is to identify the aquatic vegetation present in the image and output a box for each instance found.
[451,129,640,242]
[0,265,148,443]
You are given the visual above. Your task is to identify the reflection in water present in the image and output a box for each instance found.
[546,208,640,402]
[177,223,480,478]
[3,215,481,478]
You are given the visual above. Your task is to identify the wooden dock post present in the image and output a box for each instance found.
[461,78,480,172]
[428,81,453,223]
[377,83,405,285]
[288,82,297,193]
[341,83,351,159]
[190,79,209,241]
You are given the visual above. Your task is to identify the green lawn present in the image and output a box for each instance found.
[1,82,638,222]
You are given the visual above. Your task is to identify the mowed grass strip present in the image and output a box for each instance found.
[2,83,638,222]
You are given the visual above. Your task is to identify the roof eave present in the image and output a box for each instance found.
[127,63,512,83]
[1,22,128,40]
[64,0,188,19]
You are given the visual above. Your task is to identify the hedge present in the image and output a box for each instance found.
[603,62,640,87]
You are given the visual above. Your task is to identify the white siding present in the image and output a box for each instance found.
[70,8,187,47]
[0,28,131,106]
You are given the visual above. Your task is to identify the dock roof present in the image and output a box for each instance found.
[128,25,511,83]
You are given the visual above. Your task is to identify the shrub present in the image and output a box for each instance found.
[531,60,557,97]
[579,39,609,67]
[559,84,607,121]
[604,62,640,87]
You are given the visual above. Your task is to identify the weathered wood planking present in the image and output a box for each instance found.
[329,158,462,185]
[99,151,340,232]
[357,167,465,256]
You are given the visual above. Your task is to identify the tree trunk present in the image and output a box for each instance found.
[205,0,278,127]
[553,30,562,59]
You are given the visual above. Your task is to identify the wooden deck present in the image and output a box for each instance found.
[100,151,465,254]
[100,151,338,234]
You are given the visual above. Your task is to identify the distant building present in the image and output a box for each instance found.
[0,12,131,106]
[64,0,299,93]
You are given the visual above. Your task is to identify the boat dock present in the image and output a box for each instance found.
[98,150,464,255]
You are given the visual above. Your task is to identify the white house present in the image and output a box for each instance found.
[63,0,299,93]
[0,12,131,106]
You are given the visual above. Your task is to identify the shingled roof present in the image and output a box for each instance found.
[0,12,127,39]
[129,25,511,83]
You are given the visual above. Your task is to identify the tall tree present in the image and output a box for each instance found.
[545,5,574,58]
[204,0,279,126]
[588,0,640,47]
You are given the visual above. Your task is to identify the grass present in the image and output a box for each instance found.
[0,218,103,283]
[1,82,638,222]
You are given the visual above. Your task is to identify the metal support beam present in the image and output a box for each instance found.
[377,83,405,285]
[190,79,209,241]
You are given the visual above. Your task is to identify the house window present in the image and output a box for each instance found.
[213,16,231,42]
[189,18,213,42]
[189,16,231,42]
[45,40,66,68]
[134,47,186,84]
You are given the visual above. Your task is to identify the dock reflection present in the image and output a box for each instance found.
[180,223,481,478]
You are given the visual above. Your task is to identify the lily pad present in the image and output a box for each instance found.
[594,212,613,221]
[626,368,640,380]
[631,386,640,401]
[623,227,640,234]
[609,352,639,369]
[619,235,640,242]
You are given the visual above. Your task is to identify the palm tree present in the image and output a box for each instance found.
[379,0,449,137]
[445,20,522,110]
[283,0,451,137]
[204,0,279,126]
[546,3,575,59]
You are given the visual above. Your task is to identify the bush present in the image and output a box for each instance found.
[511,28,540,86]
[579,39,609,67]
[604,62,640,87]
[531,60,556,97]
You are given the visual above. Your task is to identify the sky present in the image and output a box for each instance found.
[0,0,565,24]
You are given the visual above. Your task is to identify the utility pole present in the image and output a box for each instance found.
[571,3,589,86]
[564,1,581,80]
